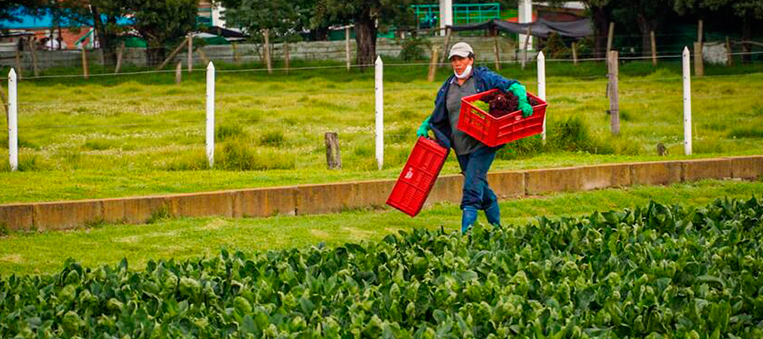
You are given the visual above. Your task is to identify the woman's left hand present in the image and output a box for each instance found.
[520,101,533,117]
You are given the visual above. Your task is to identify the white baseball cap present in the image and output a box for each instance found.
[448,42,474,59]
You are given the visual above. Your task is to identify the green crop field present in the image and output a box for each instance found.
[1,179,761,275]
[1,180,762,337]
[1,59,762,204]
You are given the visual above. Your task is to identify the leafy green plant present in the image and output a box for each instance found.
[496,134,545,160]
[216,124,249,142]
[146,205,172,224]
[472,100,490,113]
[218,140,296,171]
[259,130,285,147]
[2,197,763,337]
[398,37,432,62]
[728,127,763,139]
[82,139,118,151]
[549,116,610,154]
[542,32,571,59]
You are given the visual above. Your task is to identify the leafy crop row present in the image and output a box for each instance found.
[1,197,762,338]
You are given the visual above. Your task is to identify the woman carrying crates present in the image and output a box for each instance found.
[417,42,534,234]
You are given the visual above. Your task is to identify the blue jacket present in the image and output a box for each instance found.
[427,66,519,149]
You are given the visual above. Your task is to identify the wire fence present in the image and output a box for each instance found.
[2,48,762,172]
[3,29,762,81]
[2,49,763,83]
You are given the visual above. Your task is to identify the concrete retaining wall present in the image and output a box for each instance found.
[1,155,761,231]
[1,36,518,71]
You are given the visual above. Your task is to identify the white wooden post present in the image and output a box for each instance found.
[518,0,533,51]
[8,69,18,171]
[375,56,384,170]
[206,62,216,167]
[439,0,453,37]
[682,47,692,155]
[537,51,546,142]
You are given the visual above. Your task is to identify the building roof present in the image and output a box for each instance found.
[536,1,586,10]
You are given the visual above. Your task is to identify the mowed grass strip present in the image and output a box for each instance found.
[0,179,760,276]
[0,60,762,203]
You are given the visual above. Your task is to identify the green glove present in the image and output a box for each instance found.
[509,83,533,117]
[417,116,432,138]
[519,101,533,117]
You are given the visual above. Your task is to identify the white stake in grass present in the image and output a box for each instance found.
[682,47,692,155]
[8,69,18,172]
[206,62,216,167]
[537,51,546,141]
[375,56,384,170]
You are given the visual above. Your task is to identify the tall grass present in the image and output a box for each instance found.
[1,59,761,187]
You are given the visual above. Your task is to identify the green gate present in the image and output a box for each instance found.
[412,3,501,29]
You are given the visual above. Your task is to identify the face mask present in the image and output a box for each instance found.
[454,65,472,79]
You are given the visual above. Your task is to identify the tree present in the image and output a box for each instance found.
[120,0,198,67]
[221,0,299,42]
[545,0,613,58]
[312,0,418,67]
[734,1,763,62]
[56,0,196,66]
[674,0,763,62]
[56,0,128,61]
[0,1,46,27]
[587,0,613,58]
[615,0,674,56]
[217,0,331,41]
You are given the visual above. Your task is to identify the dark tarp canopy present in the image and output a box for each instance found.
[202,26,248,39]
[450,18,592,39]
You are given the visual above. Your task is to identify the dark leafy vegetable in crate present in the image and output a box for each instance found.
[475,91,540,118]
[2,197,763,338]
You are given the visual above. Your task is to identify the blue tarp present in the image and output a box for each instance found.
[0,7,133,29]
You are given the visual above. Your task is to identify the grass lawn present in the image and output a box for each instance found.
[1,179,760,276]
[1,59,762,204]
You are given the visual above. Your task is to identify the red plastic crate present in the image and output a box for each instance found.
[386,137,449,217]
[457,89,548,147]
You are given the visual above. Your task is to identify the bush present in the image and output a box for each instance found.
[0,137,39,150]
[549,116,602,153]
[728,127,763,139]
[0,154,47,172]
[164,151,209,171]
[216,124,248,142]
[496,135,545,160]
[574,36,594,58]
[259,130,285,147]
[353,144,373,157]
[82,139,117,151]
[386,126,415,144]
[218,140,295,171]
[397,37,432,62]
[541,32,571,59]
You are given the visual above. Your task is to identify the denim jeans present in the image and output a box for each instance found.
[456,146,499,211]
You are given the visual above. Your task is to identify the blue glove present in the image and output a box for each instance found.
[417,117,432,138]
[509,83,533,117]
